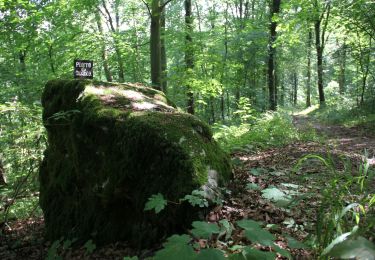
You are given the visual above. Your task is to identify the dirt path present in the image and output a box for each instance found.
[293,115,375,166]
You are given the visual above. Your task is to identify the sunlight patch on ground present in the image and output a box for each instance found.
[295,105,319,116]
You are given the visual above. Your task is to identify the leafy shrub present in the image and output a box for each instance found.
[0,101,46,223]
[213,111,317,152]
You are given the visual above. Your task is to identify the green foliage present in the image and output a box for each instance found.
[213,111,317,152]
[294,154,375,257]
[83,239,96,255]
[153,235,195,260]
[236,219,275,247]
[144,193,168,214]
[0,101,45,224]
[182,190,209,208]
[191,221,220,239]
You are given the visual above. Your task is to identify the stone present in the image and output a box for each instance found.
[39,79,231,247]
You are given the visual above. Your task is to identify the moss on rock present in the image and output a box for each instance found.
[39,79,231,247]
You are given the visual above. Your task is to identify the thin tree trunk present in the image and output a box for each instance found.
[161,7,168,92]
[315,20,325,104]
[185,0,194,114]
[314,1,331,105]
[48,44,55,75]
[95,11,112,82]
[101,0,124,82]
[339,39,347,94]
[268,0,281,111]
[306,28,312,107]
[293,72,298,106]
[150,0,162,90]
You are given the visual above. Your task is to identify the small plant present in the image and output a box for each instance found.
[294,154,375,259]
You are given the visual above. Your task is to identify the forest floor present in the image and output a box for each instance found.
[1,115,374,259]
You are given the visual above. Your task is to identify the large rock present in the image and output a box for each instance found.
[39,80,231,247]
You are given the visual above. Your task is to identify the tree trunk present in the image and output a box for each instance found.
[267,0,281,111]
[101,0,124,82]
[95,11,112,82]
[19,50,26,72]
[160,7,168,92]
[314,1,331,105]
[293,72,298,106]
[306,28,312,107]
[185,0,194,114]
[315,20,325,104]
[150,0,162,90]
[338,39,347,94]
[0,158,6,186]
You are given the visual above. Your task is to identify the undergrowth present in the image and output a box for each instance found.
[309,97,375,134]
[0,101,45,226]
[213,111,318,152]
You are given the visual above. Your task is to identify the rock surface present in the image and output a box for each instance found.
[39,79,231,246]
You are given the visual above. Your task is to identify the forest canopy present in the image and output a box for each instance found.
[0,0,374,259]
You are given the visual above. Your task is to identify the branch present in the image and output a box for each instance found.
[102,0,116,32]
[141,0,152,17]
[160,0,174,11]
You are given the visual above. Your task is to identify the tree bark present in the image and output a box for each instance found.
[314,0,331,105]
[150,0,162,90]
[95,11,112,82]
[267,0,281,111]
[185,0,194,114]
[160,7,168,92]
[101,0,124,82]
[306,28,312,107]
[338,39,347,94]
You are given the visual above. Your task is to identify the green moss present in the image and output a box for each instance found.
[39,79,231,247]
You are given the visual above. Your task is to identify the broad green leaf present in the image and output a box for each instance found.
[285,235,307,249]
[243,229,275,246]
[123,257,138,260]
[154,235,195,260]
[219,219,233,240]
[196,248,226,260]
[237,219,275,246]
[191,221,220,239]
[322,226,359,256]
[246,183,260,191]
[242,247,277,260]
[272,245,292,259]
[328,236,375,259]
[236,219,262,230]
[84,239,96,254]
[144,193,167,214]
[261,187,286,201]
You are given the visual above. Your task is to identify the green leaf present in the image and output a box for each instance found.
[243,229,275,246]
[322,226,359,256]
[249,168,267,176]
[84,239,96,254]
[154,235,196,260]
[191,221,221,239]
[144,193,167,214]
[237,220,275,246]
[246,183,260,191]
[272,245,292,259]
[285,235,307,249]
[196,248,226,260]
[219,219,233,241]
[328,236,375,259]
[242,247,277,260]
[123,257,138,260]
[261,187,286,201]
[236,219,262,230]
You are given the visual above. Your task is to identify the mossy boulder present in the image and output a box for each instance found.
[39,79,231,247]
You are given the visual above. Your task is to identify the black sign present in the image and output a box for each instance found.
[74,59,93,79]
